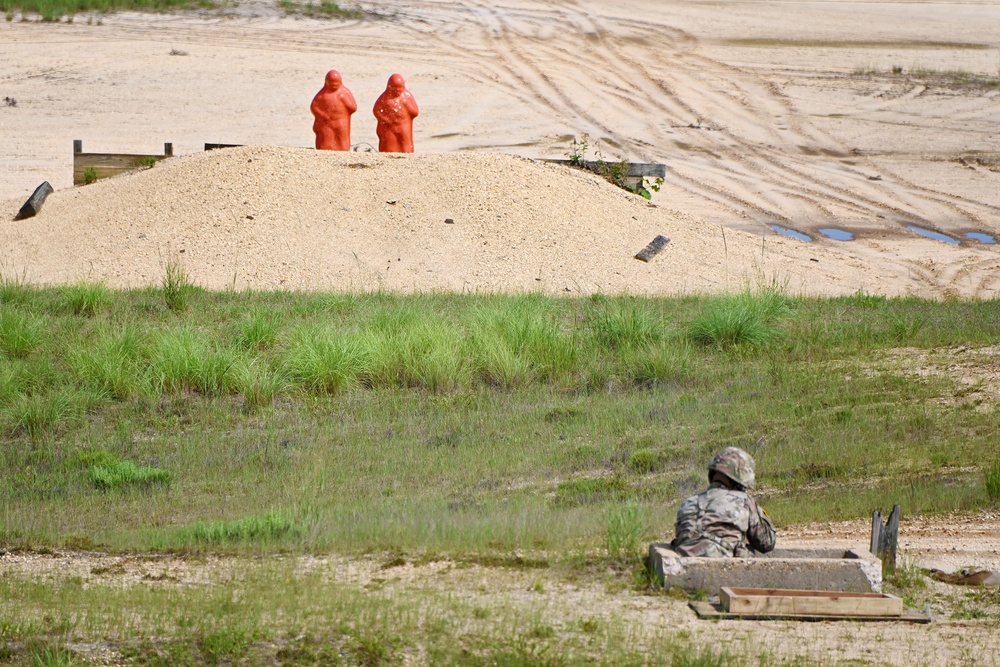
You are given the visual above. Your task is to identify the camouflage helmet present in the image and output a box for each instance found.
[708,447,756,489]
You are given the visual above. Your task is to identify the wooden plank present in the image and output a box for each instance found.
[15,181,53,220]
[720,587,902,617]
[73,153,168,185]
[634,235,670,262]
[690,601,930,623]
[204,143,244,151]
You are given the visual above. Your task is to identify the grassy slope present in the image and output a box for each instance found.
[2,283,999,664]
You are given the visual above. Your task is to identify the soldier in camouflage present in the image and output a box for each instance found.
[671,447,776,558]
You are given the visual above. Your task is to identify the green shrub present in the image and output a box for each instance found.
[554,475,629,507]
[628,448,661,473]
[149,328,240,396]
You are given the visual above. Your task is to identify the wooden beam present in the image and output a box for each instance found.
[72,140,173,185]
[634,235,670,262]
[720,587,903,618]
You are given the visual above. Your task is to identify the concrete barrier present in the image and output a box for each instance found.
[648,544,883,593]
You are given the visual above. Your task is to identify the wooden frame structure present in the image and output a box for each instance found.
[73,139,173,186]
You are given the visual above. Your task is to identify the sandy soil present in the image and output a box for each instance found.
[1,0,999,296]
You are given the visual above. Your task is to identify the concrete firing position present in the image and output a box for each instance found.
[648,544,883,593]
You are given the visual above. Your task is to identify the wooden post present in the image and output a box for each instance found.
[74,139,83,154]
[164,142,173,157]
[870,504,900,577]
[14,181,53,220]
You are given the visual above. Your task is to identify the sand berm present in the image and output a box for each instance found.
[0,146,921,295]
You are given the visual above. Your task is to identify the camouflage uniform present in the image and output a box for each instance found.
[670,447,776,558]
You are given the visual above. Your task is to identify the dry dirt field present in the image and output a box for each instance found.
[2,1,1000,663]
[1,0,999,296]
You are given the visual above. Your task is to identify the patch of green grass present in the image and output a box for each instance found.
[1,0,213,22]
[88,458,171,491]
[60,282,110,317]
[182,513,297,545]
[277,0,363,19]
[0,309,44,358]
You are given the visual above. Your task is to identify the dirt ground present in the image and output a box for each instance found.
[3,514,1000,666]
[1,0,999,296]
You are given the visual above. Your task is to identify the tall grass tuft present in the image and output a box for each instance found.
[5,389,89,440]
[986,461,1000,504]
[60,281,110,316]
[233,360,288,409]
[589,298,664,350]
[469,299,575,386]
[687,292,788,348]
[0,269,31,305]
[70,324,149,399]
[0,310,44,358]
[149,328,240,396]
[284,326,366,393]
[605,502,646,562]
[235,311,281,351]
[184,513,297,545]
[163,257,194,313]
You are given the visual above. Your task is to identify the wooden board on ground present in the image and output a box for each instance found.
[721,587,902,617]
[73,140,173,185]
[690,600,930,623]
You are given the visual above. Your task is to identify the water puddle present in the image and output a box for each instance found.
[769,225,812,242]
[906,225,960,245]
[817,228,854,241]
[964,232,997,245]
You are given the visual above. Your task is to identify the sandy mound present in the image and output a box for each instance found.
[0,146,920,296]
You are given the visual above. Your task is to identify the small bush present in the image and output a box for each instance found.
[89,459,171,491]
[149,328,240,396]
[0,271,31,305]
[70,325,149,399]
[234,361,288,409]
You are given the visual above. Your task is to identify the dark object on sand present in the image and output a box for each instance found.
[634,235,670,262]
[15,181,53,220]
